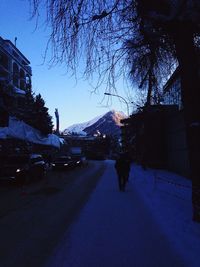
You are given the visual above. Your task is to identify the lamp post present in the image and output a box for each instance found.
[104,92,130,116]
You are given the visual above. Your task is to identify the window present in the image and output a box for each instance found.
[13,62,19,87]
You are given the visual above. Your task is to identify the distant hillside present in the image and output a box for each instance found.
[63,110,126,137]
[63,114,103,135]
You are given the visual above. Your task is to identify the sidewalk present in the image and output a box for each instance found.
[132,164,200,267]
[45,160,200,267]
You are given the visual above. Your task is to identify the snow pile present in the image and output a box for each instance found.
[132,164,200,267]
[0,116,61,148]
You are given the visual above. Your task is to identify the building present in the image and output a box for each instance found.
[60,134,110,160]
[121,65,190,176]
[0,36,32,122]
[163,67,191,176]
[0,37,61,153]
[163,67,182,109]
[121,105,179,169]
[0,36,32,90]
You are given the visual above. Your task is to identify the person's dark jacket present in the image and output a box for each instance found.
[115,156,130,177]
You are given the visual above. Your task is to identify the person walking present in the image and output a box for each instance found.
[115,153,131,191]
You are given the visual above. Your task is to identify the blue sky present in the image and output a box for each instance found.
[0,0,134,130]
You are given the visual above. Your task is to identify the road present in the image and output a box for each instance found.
[0,160,185,267]
[0,160,105,267]
[45,160,185,267]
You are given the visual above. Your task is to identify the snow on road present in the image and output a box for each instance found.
[45,160,196,267]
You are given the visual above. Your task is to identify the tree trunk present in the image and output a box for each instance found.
[173,24,200,222]
[146,72,152,106]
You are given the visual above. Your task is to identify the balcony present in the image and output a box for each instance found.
[23,65,32,75]
[0,64,9,74]
[13,86,26,96]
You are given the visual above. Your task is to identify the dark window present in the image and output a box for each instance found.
[0,108,9,126]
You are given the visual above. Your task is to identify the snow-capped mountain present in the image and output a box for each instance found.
[63,114,103,135]
[63,110,126,137]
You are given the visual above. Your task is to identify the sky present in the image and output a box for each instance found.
[0,0,134,130]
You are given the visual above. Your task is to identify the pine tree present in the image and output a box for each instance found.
[23,89,35,125]
[32,94,53,135]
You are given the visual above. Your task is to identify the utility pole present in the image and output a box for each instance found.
[55,108,59,134]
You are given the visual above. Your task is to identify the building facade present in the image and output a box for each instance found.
[0,36,32,89]
[163,68,182,109]
[0,36,32,122]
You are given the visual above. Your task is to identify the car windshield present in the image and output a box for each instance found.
[30,157,43,164]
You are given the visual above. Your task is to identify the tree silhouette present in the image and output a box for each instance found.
[30,0,200,221]
[20,90,53,135]
[136,0,200,221]
[32,93,53,135]
[23,88,35,124]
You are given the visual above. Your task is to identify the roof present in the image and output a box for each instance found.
[3,38,30,64]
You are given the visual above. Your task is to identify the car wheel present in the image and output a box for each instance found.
[17,172,27,185]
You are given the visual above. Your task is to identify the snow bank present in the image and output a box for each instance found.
[131,164,200,267]
[0,117,61,148]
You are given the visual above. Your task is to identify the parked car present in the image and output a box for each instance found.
[0,153,46,184]
[51,155,74,170]
[70,154,87,167]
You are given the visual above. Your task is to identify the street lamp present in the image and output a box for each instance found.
[104,92,130,116]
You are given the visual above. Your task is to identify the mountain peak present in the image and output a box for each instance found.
[63,110,126,137]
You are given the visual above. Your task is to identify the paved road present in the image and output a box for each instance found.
[0,161,105,267]
[45,160,185,267]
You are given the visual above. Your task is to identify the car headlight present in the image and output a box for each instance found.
[16,168,21,173]
[52,163,55,166]
[76,161,80,164]
[64,163,68,166]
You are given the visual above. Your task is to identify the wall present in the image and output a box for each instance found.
[165,109,190,177]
